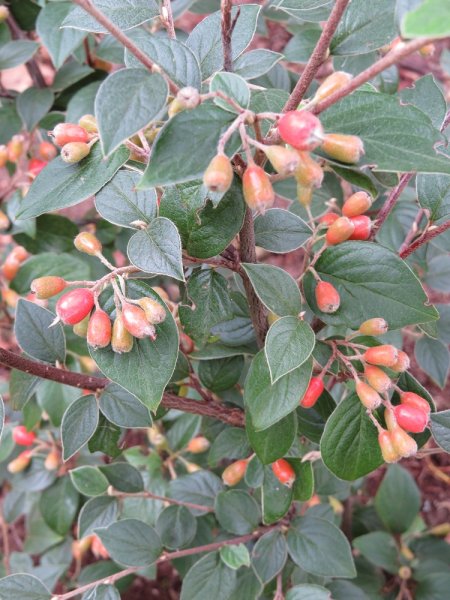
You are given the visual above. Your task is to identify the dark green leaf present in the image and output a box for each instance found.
[399,74,447,130]
[215,490,261,534]
[62,0,159,33]
[78,496,118,539]
[353,532,399,574]
[297,388,336,444]
[96,69,168,155]
[181,552,237,600]
[415,337,449,388]
[9,370,40,411]
[286,585,331,600]
[61,394,99,461]
[374,465,421,533]
[265,317,315,383]
[417,172,450,223]
[284,23,321,63]
[219,544,250,570]
[430,409,450,452]
[99,384,152,429]
[96,519,162,566]
[36,2,86,68]
[99,463,144,493]
[208,428,251,466]
[246,412,297,464]
[17,88,54,131]
[290,459,314,502]
[0,574,51,600]
[233,49,282,79]
[15,300,65,364]
[262,465,292,524]
[70,466,110,497]
[242,264,302,317]
[416,574,450,600]
[210,72,250,112]
[402,0,450,39]
[156,505,197,549]
[252,530,287,584]
[254,208,311,253]
[198,356,243,392]
[40,477,79,536]
[0,41,38,70]
[14,214,79,254]
[169,471,223,515]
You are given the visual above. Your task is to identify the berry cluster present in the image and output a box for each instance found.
[49,115,98,164]
[7,425,60,474]
[29,232,167,353]
[0,134,56,182]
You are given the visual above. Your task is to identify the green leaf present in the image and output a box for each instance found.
[88,416,121,459]
[215,490,261,535]
[252,530,287,584]
[125,31,201,89]
[402,0,450,39]
[320,90,450,175]
[374,465,421,533]
[17,88,54,131]
[95,170,158,229]
[416,574,450,600]
[272,0,332,23]
[36,2,86,68]
[17,145,129,220]
[91,281,179,411]
[61,394,99,461]
[0,41,38,70]
[78,496,118,538]
[297,387,336,444]
[284,23,322,63]
[198,356,244,392]
[0,574,51,600]
[186,5,260,78]
[286,585,331,600]
[99,462,144,493]
[246,411,297,464]
[36,380,78,427]
[139,104,237,188]
[265,317,315,383]
[208,428,251,466]
[99,383,152,429]
[415,337,450,388]
[399,75,447,130]
[210,72,250,113]
[179,268,233,344]
[82,584,120,600]
[169,471,223,516]
[159,179,245,258]
[70,466,110,497]
[242,264,302,317]
[62,0,159,33]
[9,370,40,411]
[156,505,197,549]
[287,516,356,578]
[127,217,184,281]
[40,477,79,536]
[0,99,22,145]
[96,519,162,567]
[233,49,282,80]
[290,459,314,502]
[11,253,90,295]
[417,172,450,223]
[254,208,311,253]
[15,300,65,364]
[244,350,312,431]
[66,81,101,123]
[303,242,438,329]
[353,532,399,574]
[220,544,250,569]
[321,392,382,481]
[14,214,79,254]
[180,552,237,600]
[96,69,168,156]
[430,409,450,452]
[331,0,397,55]
[262,465,293,524]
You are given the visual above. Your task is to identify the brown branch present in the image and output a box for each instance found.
[400,220,450,259]
[313,37,437,115]
[369,173,414,240]
[0,348,245,427]
[72,0,179,94]
[238,208,268,348]
[283,0,351,112]
[221,0,234,72]
[161,0,176,40]
[0,500,10,576]
[6,15,45,88]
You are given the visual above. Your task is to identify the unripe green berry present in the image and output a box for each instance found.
[61,142,90,163]
[74,231,102,256]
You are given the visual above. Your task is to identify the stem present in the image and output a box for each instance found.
[0,501,10,576]
[369,173,414,240]
[400,220,450,258]
[0,348,245,427]
[107,487,214,512]
[221,0,234,72]
[398,208,426,256]
[283,0,351,112]
[161,0,176,39]
[72,0,179,95]
[6,15,45,88]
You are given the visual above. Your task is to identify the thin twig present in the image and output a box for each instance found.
[107,488,215,512]
[221,0,234,72]
[398,208,426,256]
[400,220,450,259]
[72,0,179,94]
[161,0,176,39]
[283,0,351,112]
[0,501,10,576]
[369,173,414,240]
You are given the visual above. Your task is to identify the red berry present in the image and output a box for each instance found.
[278,111,324,151]
[272,458,296,487]
[12,425,36,446]
[28,158,47,178]
[356,381,382,410]
[364,365,392,393]
[393,404,428,433]
[318,212,339,227]
[179,332,194,354]
[342,191,372,217]
[300,377,324,408]
[378,430,399,463]
[400,392,430,415]
[203,154,233,193]
[391,351,410,373]
[359,318,388,336]
[56,288,95,325]
[87,309,112,349]
[222,459,248,486]
[50,123,89,147]
[322,134,364,164]
[38,141,57,161]
[31,276,67,299]
[122,303,156,340]
[326,216,355,245]
[363,345,398,367]
[349,215,372,240]
[242,164,275,213]
[315,281,340,313]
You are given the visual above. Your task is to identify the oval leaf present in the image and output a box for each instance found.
[265,317,315,383]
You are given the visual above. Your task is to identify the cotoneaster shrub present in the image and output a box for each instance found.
[0,0,450,598]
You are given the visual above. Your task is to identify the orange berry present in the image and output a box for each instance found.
[400,392,430,415]
[359,318,388,336]
[137,297,166,325]
[272,458,296,487]
[0,210,9,230]
[203,154,233,193]
[342,191,372,217]
[364,365,392,394]
[44,448,60,471]
[72,536,93,561]
[295,151,324,188]
[391,351,410,373]
[315,281,340,313]
[363,345,398,367]
[300,377,324,408]
[264,145,300,176]
[318,212,339,227]
[38,141,57,161]
[355,380,382,410]
[325,216,355,245]
[242,164,275,213]
[296,184,313,207]
[187,436,210,454]
[0,145,7,167]
[378,430,399,463]
[11,246,29,263]
[87,309,112,349]
[7,135,24,163]
[0,6,9,24]
[31,276,67,299]
[322,134,364,164]
[91,535,110,559]
[222,459,248,486]
[122,303,156,340]
[74,231,102,256]
[50,123,89,147]
[390,426,417,458]
[7,450,32,473]
[349,215,372,240]
[2,256,20,281]
[314,71,353,103]
[278,111,324,151]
